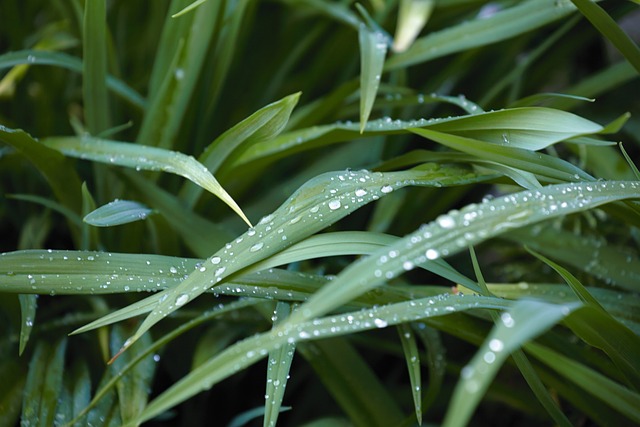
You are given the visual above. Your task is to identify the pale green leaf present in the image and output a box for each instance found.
[18,294,37,355]
[84,200,154,227]
[42,136,251,226]
[442,299,581,427]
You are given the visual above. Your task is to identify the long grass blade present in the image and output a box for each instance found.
[42,136,251,226]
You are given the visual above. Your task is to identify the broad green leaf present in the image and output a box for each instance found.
[84,200,154,227]
[234,107,605,167]
[411,127,593,182]
[83,0,110,134]
[385,0,577,70]
[18,294,37,355]
[0,50,145,108]
[570,0,640,75]
[442,299,581,427]
[358,21,389,132]
[104,166,488,357]
[42,136,251,226]
[393,0,433,53]
[526,341,640,423]
[397,323,422,424]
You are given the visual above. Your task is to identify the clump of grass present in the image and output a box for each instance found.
[1,1,640,426]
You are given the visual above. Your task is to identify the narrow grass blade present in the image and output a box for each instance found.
[84,200,154,227]
[506,226,640,292]
[526,341,640,423]
[620,142,640,180]
[22,339,68,427]
[172,0,208,17]
[0,127,82,214]
[411,127,593,182]
[82,0,110,134]
[6,195,83,227]
[570,0,640,74]
[386,0,577,70]
[0,50,145,108]
[42,136,251,226]
[397,323,422,424]
[109,325,155,423]
[412,323,445,413]
[393,0,433,53]
[183,92,301,206]
[442,299,581,427]
[358,21,389,132]
[263,302,295,427]
[18,294,37,355]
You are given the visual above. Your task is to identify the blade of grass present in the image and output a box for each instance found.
[397,323,422,424]
[570,0,640,74]
[42,136,251,227]
[442,299,582,427]
[385,0,577,70]
[82,0,110,135]
[18,294,37,355]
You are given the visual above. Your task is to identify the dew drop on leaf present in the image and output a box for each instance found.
[328,199,341,210]
[175,293,189,306]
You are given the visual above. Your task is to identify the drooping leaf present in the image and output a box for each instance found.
[42,136,251,226]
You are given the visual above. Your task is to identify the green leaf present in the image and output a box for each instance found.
[526,341,640,423]
[263,302,295,427]
[82,0,110,134]
[131,293,510,424]
[103,166,488,356]
[570,0,640,75]
[42,136,251,227]
[385,0,577,70]
[0,126,83,215]
[286,180,640,326]
[358,21,389,132]
[392,0,434,53]
[18,294,37,355]
[397,323,422,424]
[22,339,68,427]
[109,324,155,422]
[442,299,581,427]
[0,50,145,108]
[84,200,154,227]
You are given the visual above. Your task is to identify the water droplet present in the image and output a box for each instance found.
[381,185,393,194]
[489,339,504,352]
[175,68,185,80]
[169,266,178,274]
[374,318,388,328]
[402,261,414,270]
[328,199,341,210]
[437,214,455,229]
[175,294,189,306]
[250,242,264,252]
[501,312,515,328]
[483,351,496,363]
[215,267,226,277]
[425,249,439,260]
[211,256,221,264]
